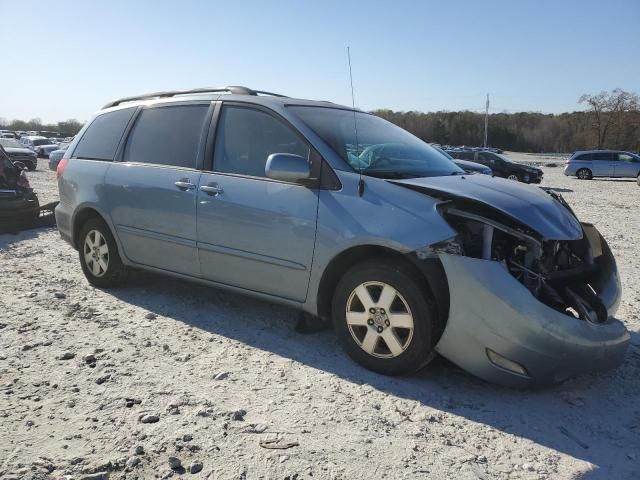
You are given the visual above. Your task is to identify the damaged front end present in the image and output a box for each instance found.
[436,200,620,323]
[398,177,629,387]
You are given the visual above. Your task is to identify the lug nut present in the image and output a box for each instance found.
[380,308,385,314]
[367,319,374,326]
[369,308,376,314]
[377,326,383,333]
[384,319,390,326]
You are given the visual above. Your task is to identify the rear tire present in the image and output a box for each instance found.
[507,173,520,181]
[78,218,128,288]
[576,168,592,180]
[332,259,441,376]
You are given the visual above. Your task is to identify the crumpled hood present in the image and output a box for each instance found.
[391,174,583,240]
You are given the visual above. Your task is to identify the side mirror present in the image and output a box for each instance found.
[265,153,312,182]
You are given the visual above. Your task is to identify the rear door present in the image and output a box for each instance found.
[196,103,320,301]
[105,102,212,276]
[591,152,615,176]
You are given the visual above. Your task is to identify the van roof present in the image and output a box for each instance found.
[101,85,353,111]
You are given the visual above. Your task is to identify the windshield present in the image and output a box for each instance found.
[33,139,52,146]
[432,145,454,160]
[495,153,512,163]
[0,138,23,148]
[289,106,463,179]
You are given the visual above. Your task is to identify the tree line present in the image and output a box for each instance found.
[1,89,638,152]
[373,89,640,153]
[0,117,84,137]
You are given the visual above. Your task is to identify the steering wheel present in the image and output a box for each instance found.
[369,156,392,168]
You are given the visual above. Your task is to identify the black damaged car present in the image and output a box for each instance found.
[0,138,38,171]
[0,144,41,232]
[446,149,543,183]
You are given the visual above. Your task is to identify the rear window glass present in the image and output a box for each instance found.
[73,108,135,161]
[123,105,208,168]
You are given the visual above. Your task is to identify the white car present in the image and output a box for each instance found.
[20,136,59,158]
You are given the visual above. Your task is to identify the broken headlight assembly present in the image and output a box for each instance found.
[433,199,612,324]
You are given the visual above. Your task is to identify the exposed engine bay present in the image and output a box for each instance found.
[431,192,612,324]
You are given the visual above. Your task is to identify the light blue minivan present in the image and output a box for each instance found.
[564,150,640,181]
[55,86,629,387]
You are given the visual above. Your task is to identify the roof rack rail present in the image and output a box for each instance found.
[102,86,287,109]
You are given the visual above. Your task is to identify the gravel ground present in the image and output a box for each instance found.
[1,155,639,480]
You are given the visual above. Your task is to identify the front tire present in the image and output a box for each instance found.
[507,173,520,181]
[78,218,128,288]
[576,168,592,180]
[332,259,441,376]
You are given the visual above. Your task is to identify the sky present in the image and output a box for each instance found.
[1,0,639,123]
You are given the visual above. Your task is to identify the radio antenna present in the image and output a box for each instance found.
[347,46,364,197]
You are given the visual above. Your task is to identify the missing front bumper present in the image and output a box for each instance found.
[434,252,629,388]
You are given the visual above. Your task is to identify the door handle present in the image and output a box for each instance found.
[200,184,224,196]
[174,178,196,190]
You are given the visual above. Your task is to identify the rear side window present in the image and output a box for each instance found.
[123,105,209,168]
[574,153,591,160]
[213,105,309,178]
[593,152,614,161]
[73,108,135,160]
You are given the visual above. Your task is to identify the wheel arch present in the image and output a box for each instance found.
[316,245,450,333]
[71,206,123,259]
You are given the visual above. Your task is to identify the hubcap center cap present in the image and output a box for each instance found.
[372,309,388,327]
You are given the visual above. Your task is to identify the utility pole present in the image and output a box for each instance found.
[483,92,490,148]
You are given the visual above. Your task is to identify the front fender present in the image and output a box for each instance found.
[304,171,456,314]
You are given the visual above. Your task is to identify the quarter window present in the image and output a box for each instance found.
[213,105,309,178]
[618,153,635,162]
[123,105,209,168]
[73,108,135,161]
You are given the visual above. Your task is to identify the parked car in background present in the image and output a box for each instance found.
[446,149,543,183]
[0,144,41,231]
[48,142,71,171]
[0,138,38,170]
[432,145,492,175]
[20,135,59,158]
[55,85,627,388]
[1,132,17,139]
[563,150,640,182]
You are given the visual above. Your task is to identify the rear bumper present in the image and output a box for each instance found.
[54,201,75,247]
[49,157,61,171]
[434,235,628,388]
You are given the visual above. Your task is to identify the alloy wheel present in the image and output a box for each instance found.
[507,174,519,181]
[83,230,109,277]
[345,281,414,358]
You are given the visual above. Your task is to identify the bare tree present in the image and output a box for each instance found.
[579,88,639,149]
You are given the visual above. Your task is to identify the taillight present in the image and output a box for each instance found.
[56,158,68,179]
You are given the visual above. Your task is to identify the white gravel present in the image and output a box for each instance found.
[1,155,639,480]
